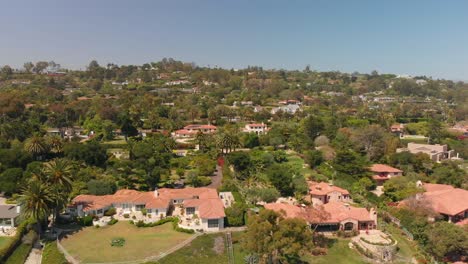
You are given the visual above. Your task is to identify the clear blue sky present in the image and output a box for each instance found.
[1,0,468,80]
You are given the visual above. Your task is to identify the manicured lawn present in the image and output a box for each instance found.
[303,238,369,264]
[0,236,12,250]
[154,233,228,264]
[42,242,68,264]
[60,222,193,263]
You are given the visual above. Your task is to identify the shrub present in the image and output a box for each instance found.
[311,247,328,256]
[94,224,100,228]
[132,217,195,234]
[78,215,94,226]
[141,208,147,216]
[110,237,125,247]
[123,213,130,218]
[42,242,68,264]
[104,207,116,216]
[132,215,136,220]
[108,218,118,225]
[0,220,30,262]
[4,243,32,264]
[336,229,359,238]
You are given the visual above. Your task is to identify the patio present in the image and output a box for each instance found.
[0,226,16,237]
[113,208,165,223]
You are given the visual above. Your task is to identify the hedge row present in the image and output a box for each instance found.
[132,217,195,234]
[0,220,32,262]
[42,242,68,264]
[4,243,32,264]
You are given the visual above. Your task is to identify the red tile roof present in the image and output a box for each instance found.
[423,183,454,193]
[370,164,402,173]
[421,188,468,216]
[308,182,349,196]
[71,187,224,218]
[264,202,373,224]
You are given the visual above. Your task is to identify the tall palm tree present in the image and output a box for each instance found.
[19,179,54,233]
[24,135,49,160]
[42,159,73,224]
[43,159,73,191]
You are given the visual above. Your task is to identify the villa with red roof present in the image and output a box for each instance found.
[69,187,225,231]
[307,181,351,205]
[370,164,403,186]
[243,123,268,135]
[264,202,377,232]
[173,124,217,138]
[401,182,468,225]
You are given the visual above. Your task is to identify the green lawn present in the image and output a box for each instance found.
[385,224,423,263]
[0,236,12,251]
[153,233,228,264]
[232,232,248,264]
[60,222,193,263]
[303,238,368,264]
[285,152,314,178]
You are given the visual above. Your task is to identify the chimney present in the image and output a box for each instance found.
[154,187,159,197]
[16,205,20,214]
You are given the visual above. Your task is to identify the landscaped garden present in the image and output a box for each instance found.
[60,221,193,263]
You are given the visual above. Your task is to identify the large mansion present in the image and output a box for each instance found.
[265,202,377,232]
[173,124,217,138]
[69,187,226,231]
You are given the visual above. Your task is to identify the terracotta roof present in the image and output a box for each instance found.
[264,202,373,224]
[264,203,306,219]
[370,164,402,173]
[71,187,224,219]
[421,188,468,216]
[317,202,373,223]
[308,182,349,196]
[184,199,225,218]
[423,183,454,193]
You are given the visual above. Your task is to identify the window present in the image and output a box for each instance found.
[97,209,103,214]
[135,204,145,211]
[208,219,219,228]
[186,207,195,215]
[147,209,152,213]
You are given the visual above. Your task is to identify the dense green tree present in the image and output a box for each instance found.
[0,168,23,195]
[241,209,313,264]
[266,164,294,196]
[425,222,468,260]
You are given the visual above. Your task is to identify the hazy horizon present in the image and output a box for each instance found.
[1,0,468,81]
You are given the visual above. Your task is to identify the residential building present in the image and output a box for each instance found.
[307,181,351,206]
[173,124,217,138]
[390,123,405,137]
[69,187,225,231]
[264,202,377,232]
[243,123,268,135]
[397,143,457,162]
[403,183,468,224]
[0,205,20,228]
[370,164,403,186]
[271,104,301,115]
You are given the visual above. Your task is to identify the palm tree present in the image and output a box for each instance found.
[42,159,73,224]
[46,135,64,154]
[24,135,49,160]
[19,179,54,233]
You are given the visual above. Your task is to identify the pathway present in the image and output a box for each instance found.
[24,241,42,264]
[207,165,223,189]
